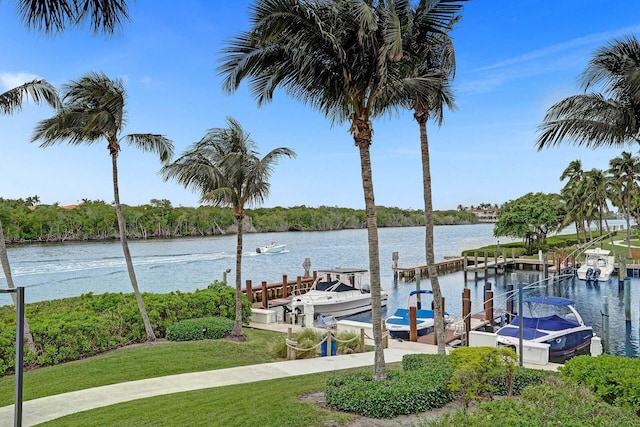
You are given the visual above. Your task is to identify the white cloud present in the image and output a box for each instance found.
[0,72,41,90]
[141,76,152,88]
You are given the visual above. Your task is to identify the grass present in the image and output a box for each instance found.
[0,328,282,406]
[38,373,360,427]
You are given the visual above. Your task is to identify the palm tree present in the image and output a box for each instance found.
[219,0,454,380]
[536,35,640,150]
[16,0,130,35]
[559,160,587,243]
[1,79,60,351]
[31,72,173,341]
[161,117,295,341]
[582,168,615,247]
[608,151,640,258]
[396,0,464,354]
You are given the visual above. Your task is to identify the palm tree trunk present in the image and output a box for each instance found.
[0,219,36,353]
[355,122,386,381]
[229,214,246,341]
[417,117,446,354]
[111,153,156,341]
[626,194,632,258]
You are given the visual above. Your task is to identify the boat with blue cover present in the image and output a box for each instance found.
[495,296,594,363]
[385,290,450,339]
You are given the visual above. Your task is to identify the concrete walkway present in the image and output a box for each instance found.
[0,342,431,427]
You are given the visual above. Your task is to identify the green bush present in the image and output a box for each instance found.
[560,354,640,415]
[448,346,518,408]
[428,377,640,427]
[333,330,359,354]
[491,366,556,395]
[0,281,251,376]
[402,353,451,372]
[325,368,452,418]
[166,317,234,341]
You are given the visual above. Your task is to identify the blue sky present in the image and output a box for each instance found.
[1,1,640,210]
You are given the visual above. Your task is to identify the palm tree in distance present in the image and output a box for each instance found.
[161,117,295,341]
[582,168,615,248]
[219,0,456,380]
[397,1,464,354]
[1,79,60,351]
[608,152,640,258]
[31,72,174,341]
[16,0,130,35]
[559,160,587,243]
[536,35,640,150]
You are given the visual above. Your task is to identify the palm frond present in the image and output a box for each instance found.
[0,79,60,114]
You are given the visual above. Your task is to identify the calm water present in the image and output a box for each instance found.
[1,223,638,356]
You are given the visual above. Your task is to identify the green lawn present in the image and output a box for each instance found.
[0,328,282,406]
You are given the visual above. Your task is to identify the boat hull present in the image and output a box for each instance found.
[290,291,388,319]
[256,244,286,254]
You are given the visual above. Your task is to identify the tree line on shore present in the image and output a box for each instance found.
[0,197,478,243]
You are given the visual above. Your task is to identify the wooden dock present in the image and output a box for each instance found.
[417,314,493,345]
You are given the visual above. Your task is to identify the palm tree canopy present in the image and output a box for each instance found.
[218,0,460,130]
[537,35,640,149]
[31,71,173,161]
[161,117,295,214]
[0,79,60,114]
[17,0,130,35]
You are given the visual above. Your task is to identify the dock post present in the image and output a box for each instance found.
[415,268,422,309]
[261,281,268,309]
[360,328,365,353]
[474,252,478,282]
[392,252,399,285]
[303,258,311,277]
[506,283,514,324]
[494,248,498,275]
[287,327,294,360]
[484,250,488,278]
[245,279,253,303]
[485,290,494,331]
[409,306,418,342]
[463,255,468,283]
[602,296,610,354]
[625,278,631,321]
[296,276,301,295]
[543,252,548,279]
[282,275,288,298]
[463,288,471,346]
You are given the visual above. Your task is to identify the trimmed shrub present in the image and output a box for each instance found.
[448,346,518,408]
[428,377,640,427]
[166,317,235,341]
[560,354,640,415]
[325,368,453,418]
[402,353,451,372]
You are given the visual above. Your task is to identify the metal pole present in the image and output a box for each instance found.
[518,282,523,367]
[603,296,609,354]
[414,268,421,309]
[15,287,24,427]
[624,278,631,321]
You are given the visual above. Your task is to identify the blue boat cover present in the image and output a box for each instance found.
[497,326,549,340]
[392,308,435,319]
[524,296,575,306]
[386,316,432,326]
[501,314,580,332]
[409,289,433,296]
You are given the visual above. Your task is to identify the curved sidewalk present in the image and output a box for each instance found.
[0,346,427,427]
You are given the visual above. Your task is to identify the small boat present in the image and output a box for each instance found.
[385,290,450,339]
[495,296,594,363]
[256,241,286,254]
[576,248,615,282]
[289,268,387,323]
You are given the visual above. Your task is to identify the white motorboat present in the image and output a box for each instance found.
[289,268,387,326]
[385,289,451,339]
[576,248,615,282]
[495,296,594,363]
[256,241,286,254]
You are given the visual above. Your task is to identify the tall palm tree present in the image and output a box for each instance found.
[219,0,454,380]
[1,79,60,351]
[559,160,587,243]
[16,0,130,35]
[608,151,640,258]
[582,168,615,247]
[536,35,640,150]
[31,72,173,342]
[396,0,464,354]
[161,117,295,341]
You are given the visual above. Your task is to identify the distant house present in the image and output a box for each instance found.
[468,208,499,223]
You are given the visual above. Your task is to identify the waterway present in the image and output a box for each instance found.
[0,223,638,357]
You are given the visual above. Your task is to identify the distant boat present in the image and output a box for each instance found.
[385,289,451,339]
[256,242,286,254]
[576,248,615,282]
